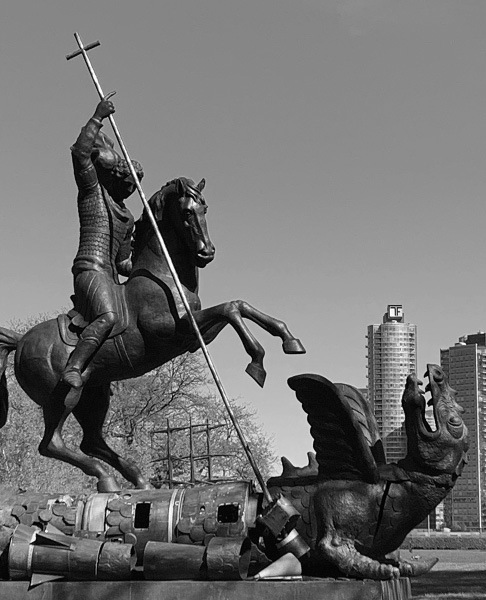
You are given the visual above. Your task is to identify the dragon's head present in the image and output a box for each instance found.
[401,364,468,477]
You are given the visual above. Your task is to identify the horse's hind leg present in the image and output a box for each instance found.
[74,384,149,490]
[39,385,113,486]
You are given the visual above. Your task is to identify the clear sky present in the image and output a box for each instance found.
[1,0,486,472]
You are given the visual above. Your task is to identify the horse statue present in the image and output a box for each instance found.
[0,177,305,491]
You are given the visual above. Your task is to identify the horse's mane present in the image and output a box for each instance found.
[132,177,204,260]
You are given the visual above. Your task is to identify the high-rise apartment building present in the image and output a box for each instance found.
[366,305,417,463]
[440,332,486,531]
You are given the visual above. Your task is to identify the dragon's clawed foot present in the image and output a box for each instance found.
[318,536,401,580]
[399,557,439,577]
[375,563,400,580]
[351,558,400,580]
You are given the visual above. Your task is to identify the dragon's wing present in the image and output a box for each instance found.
[288,374,385,484]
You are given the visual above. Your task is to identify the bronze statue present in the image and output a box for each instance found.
[0,364,467,583]
[62,94,143,390]
[0,139,305,491]
[0,35,467,592]
[266,364,469,579]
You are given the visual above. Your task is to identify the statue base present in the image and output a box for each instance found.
[0,578,411,600]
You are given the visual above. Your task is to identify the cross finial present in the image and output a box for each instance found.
[66,33,100,61]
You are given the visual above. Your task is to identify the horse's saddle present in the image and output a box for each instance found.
[57,285,129,348]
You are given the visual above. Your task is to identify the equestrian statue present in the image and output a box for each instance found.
[0,37,469,583]
[0,96,305,492]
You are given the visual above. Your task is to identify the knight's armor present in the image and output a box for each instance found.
[71,117,134,290]
[62,114,139,389]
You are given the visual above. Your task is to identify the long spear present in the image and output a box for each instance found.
[66,33,273,503]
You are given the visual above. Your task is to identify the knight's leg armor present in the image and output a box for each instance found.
[62,312,116,389]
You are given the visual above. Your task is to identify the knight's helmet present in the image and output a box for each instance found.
[92,131,144,180]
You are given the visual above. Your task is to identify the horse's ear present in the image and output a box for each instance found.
[175,178,186,196]
[197,178,206,192]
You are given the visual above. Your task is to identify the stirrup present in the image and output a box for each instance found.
[61,367,84,390]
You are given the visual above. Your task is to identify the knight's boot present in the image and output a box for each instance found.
[61,338,100,389]
[61,313,115,389]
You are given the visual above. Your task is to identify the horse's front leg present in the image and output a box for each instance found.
[189,303,268,387]
[231,300,305,355]
[187,300,305,387]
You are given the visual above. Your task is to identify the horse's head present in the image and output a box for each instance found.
[171,177,215,267]
[134,177,215,268]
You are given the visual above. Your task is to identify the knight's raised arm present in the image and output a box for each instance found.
[71,95,116,189]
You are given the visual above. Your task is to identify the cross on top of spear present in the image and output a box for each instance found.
[66,36,100,61]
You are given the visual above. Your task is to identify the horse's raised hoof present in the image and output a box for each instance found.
[283,338,306,354]
[246,362,267,388]
[97,476,121,493]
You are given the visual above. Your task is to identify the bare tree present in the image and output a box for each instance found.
[107,351,277,486]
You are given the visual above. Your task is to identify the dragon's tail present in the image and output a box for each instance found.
[0,327,22,428]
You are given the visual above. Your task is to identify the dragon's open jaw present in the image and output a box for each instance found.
[403,364,443,439]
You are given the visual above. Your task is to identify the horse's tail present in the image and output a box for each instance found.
[0,327,22,428]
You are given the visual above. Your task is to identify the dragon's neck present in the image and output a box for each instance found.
[400,465,457,523]
[398,455,458,488]
[407,468,455,492]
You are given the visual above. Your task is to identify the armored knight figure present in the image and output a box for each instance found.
[61,94,144,389]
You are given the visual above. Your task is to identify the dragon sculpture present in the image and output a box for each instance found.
[265,363,469,580]
[0,364,469,584]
